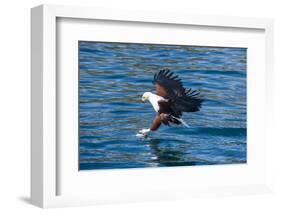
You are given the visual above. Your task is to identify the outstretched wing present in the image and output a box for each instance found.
[153,69,203,116]
[153,69,184,97]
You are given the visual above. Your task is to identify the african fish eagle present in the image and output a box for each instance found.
[139,69,203,135]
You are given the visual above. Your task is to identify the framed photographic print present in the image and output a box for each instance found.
[31,4,274,208]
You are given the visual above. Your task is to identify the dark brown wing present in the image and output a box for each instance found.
[150,115,162,131]
[153,69,203,116]
[153,69,184,98]
[155,84,167,97]
[157,99,171,114]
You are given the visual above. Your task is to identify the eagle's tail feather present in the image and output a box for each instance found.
[171,116,190,128]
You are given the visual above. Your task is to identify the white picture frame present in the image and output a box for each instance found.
[31,4,274,208]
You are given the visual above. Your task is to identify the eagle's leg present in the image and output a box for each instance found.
[150,115,162,131]
[138,115,161,136]
[139,128,151,135]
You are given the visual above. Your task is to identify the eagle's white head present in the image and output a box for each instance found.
[142,92,152,102]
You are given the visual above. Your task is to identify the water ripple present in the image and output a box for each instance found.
[79,41,247,170]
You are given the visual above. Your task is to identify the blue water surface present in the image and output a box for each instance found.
[79,41,247,170]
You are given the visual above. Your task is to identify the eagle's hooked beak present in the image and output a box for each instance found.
[142,92,150,102]
[141,95,148,102]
